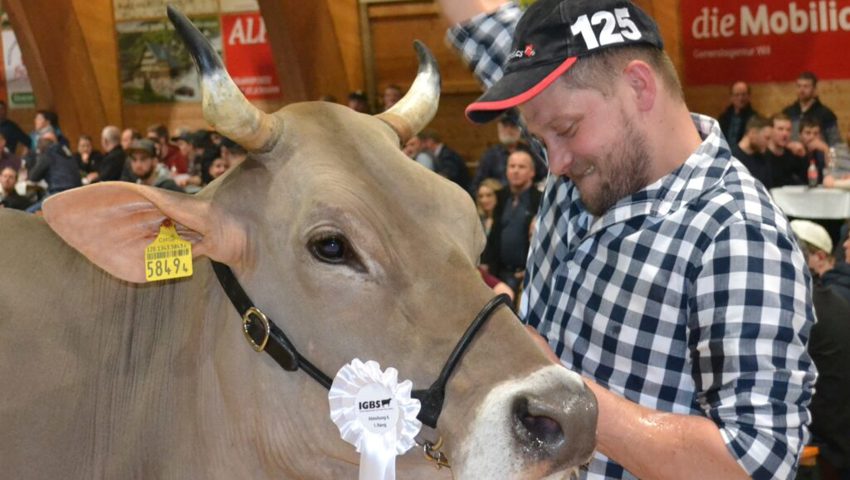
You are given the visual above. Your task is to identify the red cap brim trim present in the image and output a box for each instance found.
[465,56,578,121]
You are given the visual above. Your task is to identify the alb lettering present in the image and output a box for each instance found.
[571,8,642,50]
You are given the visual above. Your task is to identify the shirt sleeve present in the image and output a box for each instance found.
[691,221,816,480]
[445,2,522,88]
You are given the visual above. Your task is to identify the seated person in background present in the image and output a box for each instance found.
[93,125,126,183]
[0,133,20,172]
[718,81,759,146]
[790,220,850,480]
[480,149,540,295]
[783,71,841,146]
[221,137,248,169]
[471,109,546,193]
[419,128,470,191]
[731,115,772,189]
[74,134,102,181]
[402,133,435,171]
[791,220,850,305]
[0,166,32,210]
[27,132,81,196]
[127,139,183,193]
[120,128,140,151]
[475,177,502,237]
[765,113,807,188]
[347,90,370,114]
[799,118,830,184]
[478,266,515,303]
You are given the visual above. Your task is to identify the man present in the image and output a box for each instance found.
[470,109,546,193]
[346,90,370,113]
[147,124,188,174]
[731,115,772,189]
[765,113,807,188]
[0,100,28,154]
[718,81,759,146]
[419,129,471,191]
[0,166,32,210]
[27,132,81,213]
[402,134,435,171]
[783,71,841,145]
[445,0,815,478]
[791,219,850,306]
[94,125,126,183]
[790,220,850,480]
[481,149,541,294]
[127,139,183,192]
[799,118,829,185]
[120,128,140,152]
[0,133,21,172]
[382,84,403,111]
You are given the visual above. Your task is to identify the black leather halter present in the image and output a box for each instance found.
[211,261,511,428]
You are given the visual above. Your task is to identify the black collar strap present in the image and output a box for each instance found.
[210,260,511,428]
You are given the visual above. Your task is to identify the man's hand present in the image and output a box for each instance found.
[787,141,806,157]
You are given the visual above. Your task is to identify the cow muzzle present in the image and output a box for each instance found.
[452,365,597,479]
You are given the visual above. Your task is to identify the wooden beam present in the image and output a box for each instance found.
[257,0,352,102]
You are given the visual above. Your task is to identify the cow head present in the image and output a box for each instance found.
[41,8,596,479]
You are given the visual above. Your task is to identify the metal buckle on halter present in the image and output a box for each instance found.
[242,307,271,352]
[418,436,450,469]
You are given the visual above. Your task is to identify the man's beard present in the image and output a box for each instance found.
[578,119,650,217]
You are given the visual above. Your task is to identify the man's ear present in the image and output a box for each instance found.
[623,60,657,112]
[42,182,247,283]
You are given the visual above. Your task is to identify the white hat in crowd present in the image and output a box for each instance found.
[790,220,833,254]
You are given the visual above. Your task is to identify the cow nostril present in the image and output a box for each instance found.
[513,397,565,449]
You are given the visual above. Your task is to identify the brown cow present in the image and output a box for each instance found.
[0,8,596,479]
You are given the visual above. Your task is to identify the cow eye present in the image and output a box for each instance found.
[309,234,350,264]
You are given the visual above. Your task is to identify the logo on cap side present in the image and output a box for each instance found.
[510,43,537,60]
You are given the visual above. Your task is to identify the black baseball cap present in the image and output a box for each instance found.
[466,0,663,124]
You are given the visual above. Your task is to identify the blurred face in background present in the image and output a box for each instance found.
[34,113,48,131]
[800,125,822,150]
[130,152,156,180]
[506,151,535,192]
[771,119,792,148]
[121,129,135,151]
[730,82,749,111]
[0,167,16,192]
[208,157,229,180]
[796,78,816,104]
[77,137,93,155]
[476,184,498,216]
[750,126,772,153]
[403,136,422,158]
[497,122,521,146]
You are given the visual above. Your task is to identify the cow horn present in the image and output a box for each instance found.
[167,6,279,152]
[377,41,441,145]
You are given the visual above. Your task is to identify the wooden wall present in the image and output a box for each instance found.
[6,0,850,158]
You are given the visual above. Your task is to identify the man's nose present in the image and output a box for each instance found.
[548,152,573,177]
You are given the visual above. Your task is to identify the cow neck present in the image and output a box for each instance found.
[210,259,511,430]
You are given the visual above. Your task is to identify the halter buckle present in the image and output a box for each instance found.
[420,436,450,469]
[242,307,271,352]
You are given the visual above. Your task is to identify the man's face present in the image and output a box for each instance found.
[800,125,822,149]
[730,82,749,110]
[796,79,815,103]
[497,122,521,146]
[749,126,772,153]
[77,137,92,155]
[176,139,192,157]
[383,87,402,110]
[771,120,792,147]
[130,152,156,179]
[0,168,16,192]
[403,136,421,158]
[121,129,134,150]
[208,158,229,179]
[506,151,535,191]
[521,80,650,216]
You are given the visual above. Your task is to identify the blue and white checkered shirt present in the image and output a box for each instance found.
[449,5,816,479]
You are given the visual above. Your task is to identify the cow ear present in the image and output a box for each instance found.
[42,183,247,284]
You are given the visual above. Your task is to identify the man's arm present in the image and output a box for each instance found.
[586,380,749,480]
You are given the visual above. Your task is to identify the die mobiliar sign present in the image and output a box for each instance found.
[681,1,850,85]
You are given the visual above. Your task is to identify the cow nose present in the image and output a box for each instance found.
[511,383,597,468]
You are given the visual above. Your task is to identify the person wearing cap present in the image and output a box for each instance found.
[791,219,850,306]
[127,139,183,193]
[789,220,850,479]
[470,108,546,193]
[442,1,815,478]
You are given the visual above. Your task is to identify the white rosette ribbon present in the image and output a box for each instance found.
[329,359,422,480]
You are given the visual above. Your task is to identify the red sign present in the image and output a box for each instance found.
[681,1,850,85]
[221,13,282,99]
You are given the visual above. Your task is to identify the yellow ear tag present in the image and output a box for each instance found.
[144,221,193,282]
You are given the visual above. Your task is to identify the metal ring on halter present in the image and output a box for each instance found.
[242,307,271,352]
[419,436,450,469]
